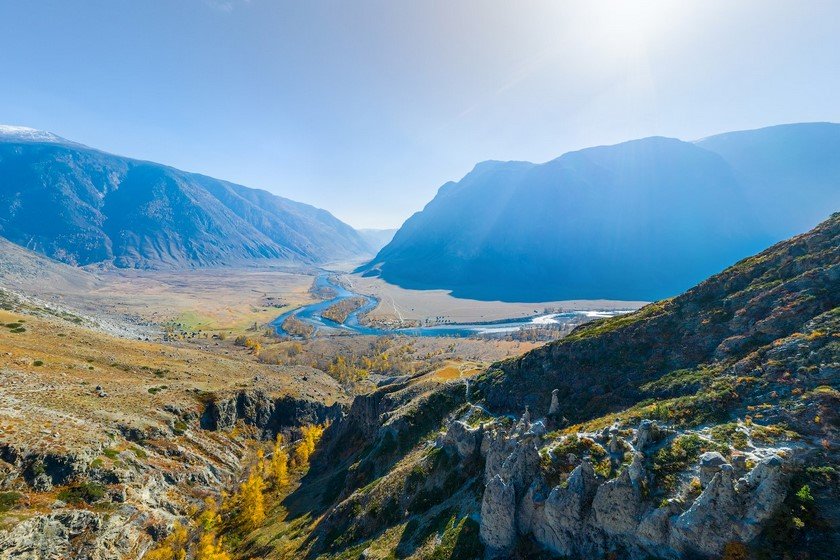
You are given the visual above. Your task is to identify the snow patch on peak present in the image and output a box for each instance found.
[0,125,70,144]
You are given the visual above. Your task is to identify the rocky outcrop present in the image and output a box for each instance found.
[478,416,791,559]
[0,442,98,490]
[0,509,145,559]
[202,389,343,438]
[437,420,482,459]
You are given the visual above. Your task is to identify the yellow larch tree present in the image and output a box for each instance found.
[144,521,188,560]
[237,470,266,530]
[269,434,290,489]
[293,424,325,468]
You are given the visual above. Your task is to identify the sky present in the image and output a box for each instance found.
[1,1,838,228]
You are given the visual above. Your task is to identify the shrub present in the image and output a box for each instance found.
[721,541,749,560]
[796,484,814,506]
[173,420,188,435]
[58,482,106,504]
[131,446,148,459]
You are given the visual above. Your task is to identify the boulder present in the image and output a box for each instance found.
[698,451,729,486]
[590,468,644,537]
[529,461,599,556]
[500,435,541,497]
[737,455,787,540]
[634,419,661,452]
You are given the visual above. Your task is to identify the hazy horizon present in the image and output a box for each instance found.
[2,0,839,228]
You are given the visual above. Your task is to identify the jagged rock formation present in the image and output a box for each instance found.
[480,211,840,422]
[478,417,790,559]
[0,509,146,559]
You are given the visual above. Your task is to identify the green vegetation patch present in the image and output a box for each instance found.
[641,365,723,395]
[710,422,750,449]
[652,434,728,496]
[750,422,800,445]
[58,482,107,505]
[0,491,22,513]
[564,299,671,342]
[425,515,484,560]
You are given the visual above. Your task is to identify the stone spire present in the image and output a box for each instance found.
[548,388,560,415]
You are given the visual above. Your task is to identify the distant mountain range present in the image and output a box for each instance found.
[356,228,397,253]
[0,126,372,268]
[360,123,840,301]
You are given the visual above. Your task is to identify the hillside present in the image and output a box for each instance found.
[361,123,840,301]
[0,126,370,268]
[237,213,839,559]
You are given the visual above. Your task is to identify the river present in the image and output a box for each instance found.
[271,275,628,338]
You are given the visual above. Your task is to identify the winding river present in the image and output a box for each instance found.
[271,275,627,338]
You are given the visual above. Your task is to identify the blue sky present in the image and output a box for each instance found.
[1,0,838,228]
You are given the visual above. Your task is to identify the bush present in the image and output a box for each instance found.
[58,482,107,504]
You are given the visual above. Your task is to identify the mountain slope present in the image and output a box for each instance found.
[362,123,840,301]
[247,214,839,560]
[0,126,370,268]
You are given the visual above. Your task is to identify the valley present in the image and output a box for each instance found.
[3,3,839,558]
[0,122,837,560]
[0,212,837,560]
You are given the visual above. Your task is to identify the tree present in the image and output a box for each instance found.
[197,497,221,532]
[195,532,231,560]
[145,522,188,560]
[293,424,325,468]
[237,470,266,530]
[269,434,290,489]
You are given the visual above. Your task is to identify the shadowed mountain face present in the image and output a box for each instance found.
[0,128,370,268]
[362,123,840,301]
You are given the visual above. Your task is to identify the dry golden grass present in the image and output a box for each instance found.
[0,308,344,454]
[89,269,318,336]
[431,361,483,381]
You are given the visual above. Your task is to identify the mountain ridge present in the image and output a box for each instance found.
[361,122,840,302]
[0,126,373,268]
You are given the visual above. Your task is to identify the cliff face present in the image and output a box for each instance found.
[202,389,344,439]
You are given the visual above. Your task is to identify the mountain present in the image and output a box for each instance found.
[258,213,838,560]
[361,122,840,301]
[0,126,370,268]
[356,228,397,254]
